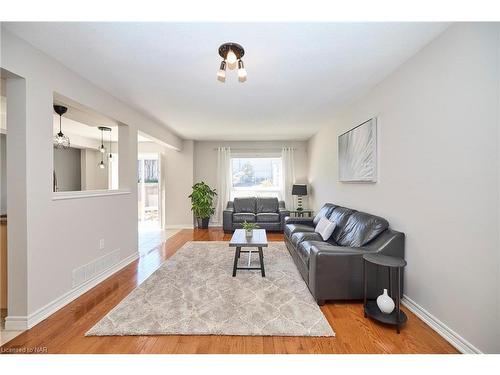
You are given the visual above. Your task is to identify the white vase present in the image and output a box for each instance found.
[245,229,253,237]
[377,289,395,314]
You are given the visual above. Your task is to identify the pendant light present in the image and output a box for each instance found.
[53,105,70,149]
[98,126,111,169]
[99,127,106,154]
[217,43,246,83]
[108,128,113,160]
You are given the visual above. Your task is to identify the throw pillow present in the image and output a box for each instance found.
[315,216,336,241]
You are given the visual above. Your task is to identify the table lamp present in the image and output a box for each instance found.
[292,184,307,211]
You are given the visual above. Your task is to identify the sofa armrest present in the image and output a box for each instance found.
[362,229,405,258]
[284,216,314,226]
[278,208,290,229]
[223,202,234,231]
[308,229,405,300]
[308,244,367,300]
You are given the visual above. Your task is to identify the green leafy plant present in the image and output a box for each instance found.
[188,181,217,219]
[242,221,259,231]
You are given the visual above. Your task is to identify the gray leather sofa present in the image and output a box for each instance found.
[223,197,290,232]
[284,203,405,305]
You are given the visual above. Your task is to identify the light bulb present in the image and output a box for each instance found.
[226,49,237,65]
[99,161,105,169]
[238,70,247,83]
[237,60,247,82]
[100,145,106,153]
[217,60,226,82]
[217,70,226,82]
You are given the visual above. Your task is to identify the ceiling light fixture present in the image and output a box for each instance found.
[53,105,70,149]
[217,43,246,83]
[98,126,111,169]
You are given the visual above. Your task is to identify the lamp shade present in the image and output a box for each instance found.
[292,184,307,196]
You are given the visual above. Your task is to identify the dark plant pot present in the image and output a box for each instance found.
[197,217,210,229]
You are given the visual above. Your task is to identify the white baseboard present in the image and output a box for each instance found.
[164,224,194,229]
[402,295,482,354]
[4,252,139,332]
[4,316,28,331]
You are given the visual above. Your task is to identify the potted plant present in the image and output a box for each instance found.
[188,182,217,229]
[242,221,259,237]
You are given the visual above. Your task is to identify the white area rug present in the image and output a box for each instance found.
[86,241,334,337]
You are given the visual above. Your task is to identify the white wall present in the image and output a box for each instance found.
[80,149,108,190]
[0,134,6,214]
[53,147,81,191]
[138,140,194,228]
[0,27,183,324]
[194,140,309,213]
[0,79,6,215]
[307,23,499,353]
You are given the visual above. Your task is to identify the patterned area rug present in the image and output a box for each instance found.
[86,241,334,337]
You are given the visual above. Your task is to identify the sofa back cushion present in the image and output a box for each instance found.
[233,197,257,213]
[336,211,389,247]
[313,203,337,225]
[256,197,279,213]
[328,206,357,243]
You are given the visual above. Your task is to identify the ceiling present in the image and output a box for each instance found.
[54,115,117,146]
[5,22,449,141]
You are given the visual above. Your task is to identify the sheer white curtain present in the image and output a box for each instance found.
[281,147,295,210]
[214,147,231,225]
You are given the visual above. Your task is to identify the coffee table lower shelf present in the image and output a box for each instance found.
[364,300,407,332]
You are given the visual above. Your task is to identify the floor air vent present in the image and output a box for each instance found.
[72,249,121,288]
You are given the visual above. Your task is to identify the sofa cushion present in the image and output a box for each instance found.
[256,197,278,213]
[313,203,337,225]
[336,211,389,247]
[328,206,357,243]
[315,217,336,241]
[233,197,256,213]
[296,240,332,266]
[233,213,256,223]
[256,213,279,223]
[291,232,323,247]
[284,223,315,238]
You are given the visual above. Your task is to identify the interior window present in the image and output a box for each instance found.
[52,97,120,193]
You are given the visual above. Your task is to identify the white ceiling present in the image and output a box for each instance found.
[5,22,449,141]
[54,115,117,143]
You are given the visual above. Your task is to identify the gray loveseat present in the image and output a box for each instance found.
[223,197,290,232]
[284,203,405,305]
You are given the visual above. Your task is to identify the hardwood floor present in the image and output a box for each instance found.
[0,228,458,354]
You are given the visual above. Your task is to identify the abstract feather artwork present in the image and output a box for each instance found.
[338,118,377,182]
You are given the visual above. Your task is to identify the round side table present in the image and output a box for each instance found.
[362,253,408,333]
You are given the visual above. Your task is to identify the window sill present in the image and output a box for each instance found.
[52,189,131,201]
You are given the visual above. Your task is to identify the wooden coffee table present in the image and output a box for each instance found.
[229,229,267,277]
